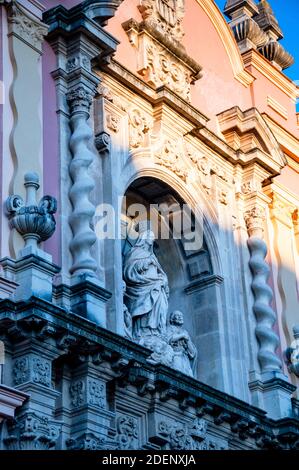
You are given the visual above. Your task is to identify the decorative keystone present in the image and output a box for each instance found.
[6,172,57,249]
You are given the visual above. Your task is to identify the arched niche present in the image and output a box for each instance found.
[121,176,225,386]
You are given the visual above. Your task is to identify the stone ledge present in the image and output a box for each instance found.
[0,384,29,421]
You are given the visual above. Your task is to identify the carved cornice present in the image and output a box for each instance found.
[217,106,286,174]
[7,1,48,54]
[44,2,120,63]
[0,296,298,448]
[224,0,259,18]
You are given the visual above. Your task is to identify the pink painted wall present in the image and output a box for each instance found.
[42,41,60,265]
[246,64,299,138]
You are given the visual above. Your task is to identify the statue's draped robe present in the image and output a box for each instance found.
[123,245,168,338]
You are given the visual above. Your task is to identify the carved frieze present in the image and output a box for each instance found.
[13,356,51,387]
[87,379,105,408]
[4,412,60,450]
[107,113,121,133]
[155,139,188,181]
[129,108,151,149]
[116,415,139,450]
[69,378,105,408]
[157,418,221,450]
[13,358,30,386]
[69,380,85,407]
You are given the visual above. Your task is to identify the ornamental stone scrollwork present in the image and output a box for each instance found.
[244,205,282,373]
[128,108,151,149]
[186,145,212,194]
[4,412,61,450]
[7,1,48,53]
[6,172,57,250]
[66,55,90,73]
[218,189,229,206]
[13,358,30,385]
[107,113,121,133]
[138,0,185,42]
[69,378,105,408]
[69,380,85,407]
[139,40,192,102]
[66,433,111,451]
[158,418,209,450]
[116,415,139,450]
[67,85,98,276]
[87,379,105,408]
[32,358,51,387]
[185,142,233,196]
[155,139,188,181]
[123,0,201,103]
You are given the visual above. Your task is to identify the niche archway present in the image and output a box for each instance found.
[122,176,224,384]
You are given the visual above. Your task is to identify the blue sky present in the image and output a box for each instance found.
[215,0,299,83]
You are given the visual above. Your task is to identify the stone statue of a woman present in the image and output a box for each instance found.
[123,229,169,342]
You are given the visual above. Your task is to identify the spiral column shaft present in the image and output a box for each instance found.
[245,207,282,373]
[67,86,97,276]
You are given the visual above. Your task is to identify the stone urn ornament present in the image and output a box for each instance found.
[6,172,57,250]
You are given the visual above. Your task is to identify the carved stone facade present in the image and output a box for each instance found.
[0,0,299,453]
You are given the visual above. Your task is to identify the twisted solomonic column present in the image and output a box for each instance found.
[67,86,97,276]
[244,206,282,373]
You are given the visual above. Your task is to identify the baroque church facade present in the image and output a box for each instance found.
[0,0,299,450]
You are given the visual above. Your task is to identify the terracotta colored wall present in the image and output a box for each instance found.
[246,65,299,137]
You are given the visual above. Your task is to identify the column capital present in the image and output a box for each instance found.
[6,1,48,54]
[244,204,266,238]
[67,86,94,115]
